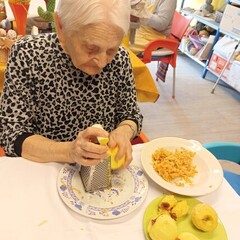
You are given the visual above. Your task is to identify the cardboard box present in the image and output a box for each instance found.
[195,35,215,61]
[220,4,240,38]
[208,52,231,80]
[228,60,240,92]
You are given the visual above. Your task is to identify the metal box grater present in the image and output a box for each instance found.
[79,158,112,192]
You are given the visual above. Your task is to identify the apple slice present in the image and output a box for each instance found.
[110,146,125,170]
[93,124,125,170]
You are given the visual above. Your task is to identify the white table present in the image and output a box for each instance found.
[0,144,239,240]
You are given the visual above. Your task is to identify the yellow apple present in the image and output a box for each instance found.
[191,203,218,232]
[110,146,125,170]
[176,232,200,240]
[171,200,189,220]
[148,214,178,240]
[96,132,125,170]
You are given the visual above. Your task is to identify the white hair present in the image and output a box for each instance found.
[56,0,130,35]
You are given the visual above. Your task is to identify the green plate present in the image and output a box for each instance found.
[143,195,228,240]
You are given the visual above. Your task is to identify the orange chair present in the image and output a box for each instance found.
[138,11,192,98]
[131,131,149,145]
[0,147,5,157]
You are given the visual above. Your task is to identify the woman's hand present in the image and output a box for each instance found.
[69,126,109,166]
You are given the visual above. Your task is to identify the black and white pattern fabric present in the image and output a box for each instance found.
[0,33,143,156]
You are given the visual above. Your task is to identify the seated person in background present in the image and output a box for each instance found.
[130,0,149,20]
[0,0,143,168]
[130,0,177,54]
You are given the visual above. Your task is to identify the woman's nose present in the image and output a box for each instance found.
[94,52,108,68]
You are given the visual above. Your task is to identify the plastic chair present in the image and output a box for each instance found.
[0,147,5,157]
[203,142,240,195]
[131,131,149,145]
[138,11,192,98]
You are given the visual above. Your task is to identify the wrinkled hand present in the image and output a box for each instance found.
[108,127,133,169]
[69,127,109,166]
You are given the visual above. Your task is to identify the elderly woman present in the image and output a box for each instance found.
[0,0,143,168]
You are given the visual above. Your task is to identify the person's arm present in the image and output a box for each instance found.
[0,40,36,157]
[21,126,109,164]
[22,135,72,163]
[118,120,138,141]
[141,0,177,33]
[0,39,110,164]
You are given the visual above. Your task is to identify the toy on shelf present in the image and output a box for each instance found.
[194,0,215,19]
[0,28,19,63]
[8,0,31,35]
[200,0,214,14]
[37,0,56,30]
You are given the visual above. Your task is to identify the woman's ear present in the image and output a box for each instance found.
[54,12,64,42]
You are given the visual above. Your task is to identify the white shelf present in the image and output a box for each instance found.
[220,29,240,41]
[181,10,219,30]
[230,0,240,5]
[181,50,206,67]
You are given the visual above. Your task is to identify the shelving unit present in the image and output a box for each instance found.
[180,8,221,76]
[180,0,240,92]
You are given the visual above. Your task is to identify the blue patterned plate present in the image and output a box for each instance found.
[57,164,148,219]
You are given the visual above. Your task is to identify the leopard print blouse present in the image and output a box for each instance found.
[0,33,143,156]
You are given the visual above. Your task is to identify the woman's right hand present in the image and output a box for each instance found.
[68,126,109,166]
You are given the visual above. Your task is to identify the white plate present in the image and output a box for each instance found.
[141,137,223,196]
[57,164,148,219]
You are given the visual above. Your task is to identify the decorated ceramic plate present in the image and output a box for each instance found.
[141,137,223,196]
[143,195,227,240]
[57,164,148,219]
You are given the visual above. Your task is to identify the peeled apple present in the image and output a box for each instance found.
[110,146,125,170]
[177,232,200,240]
[191,203,218,232]
[148,214,178,240]
[93,124,125,170]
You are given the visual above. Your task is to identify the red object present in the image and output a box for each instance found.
[0,147,5,157]
[131,132,149,145]
[9,2,30,35]
[138,11,192,99]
